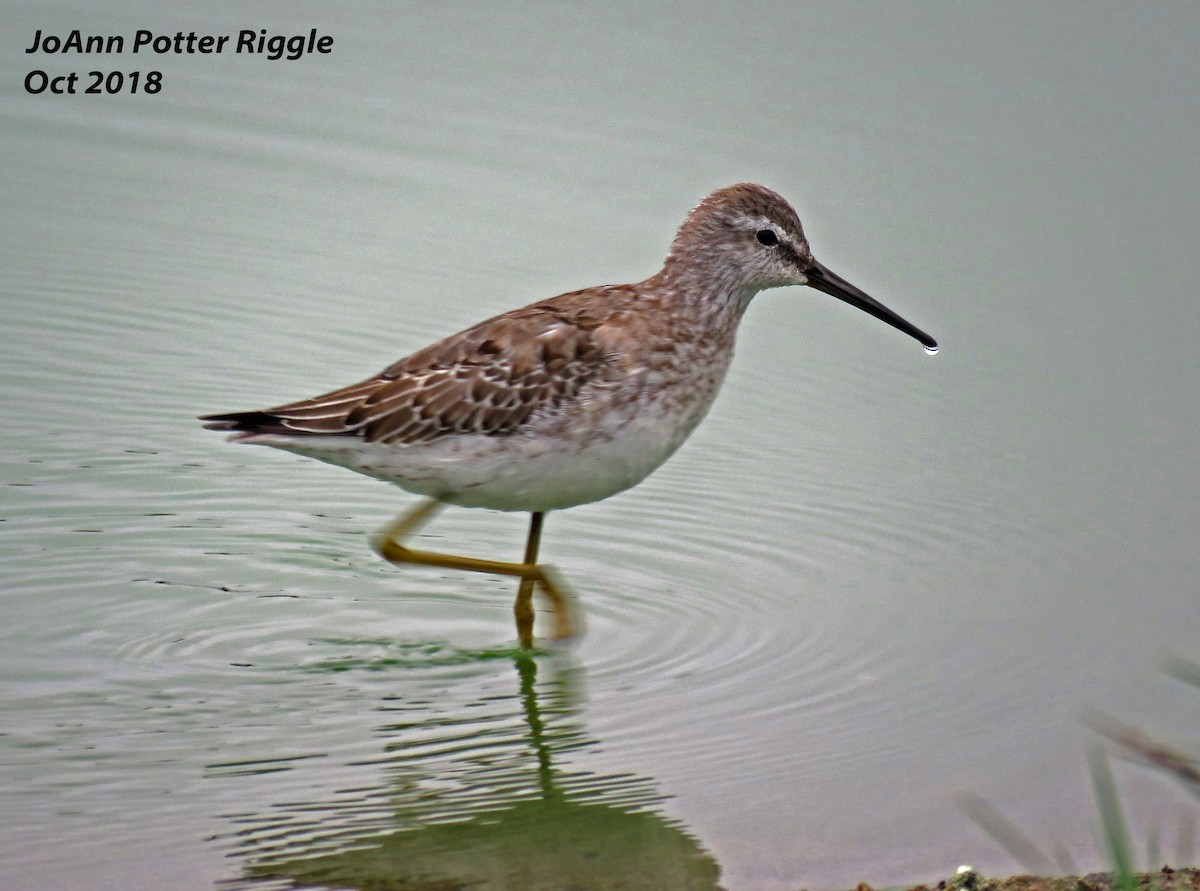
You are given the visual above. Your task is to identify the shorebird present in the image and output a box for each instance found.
[201,183,936,647]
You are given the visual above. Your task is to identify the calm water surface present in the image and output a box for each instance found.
[3,3,1199,890]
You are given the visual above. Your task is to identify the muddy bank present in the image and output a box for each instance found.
[845,867,1200,891]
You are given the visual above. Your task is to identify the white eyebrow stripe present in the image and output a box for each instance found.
[731,213,804,251]
[731,213,778,232]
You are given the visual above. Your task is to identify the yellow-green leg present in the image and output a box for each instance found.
[513,513,541,648]
[372,498,576,647]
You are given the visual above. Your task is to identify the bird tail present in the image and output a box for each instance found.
[199,410,292,438]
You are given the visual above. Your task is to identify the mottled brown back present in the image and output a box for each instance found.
[200,286,646,444]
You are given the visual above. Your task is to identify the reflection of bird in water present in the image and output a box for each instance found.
[202,184,936,646]
[234,653,722,890]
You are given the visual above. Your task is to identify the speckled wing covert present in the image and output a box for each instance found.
[199,293,626,444]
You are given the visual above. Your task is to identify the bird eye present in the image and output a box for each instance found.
[756,229,779,247]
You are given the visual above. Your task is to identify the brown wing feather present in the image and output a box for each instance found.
[200,296,625,444]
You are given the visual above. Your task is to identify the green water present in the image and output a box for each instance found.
[3,3,1199,889]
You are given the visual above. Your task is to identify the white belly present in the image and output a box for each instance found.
[247,395,710,512]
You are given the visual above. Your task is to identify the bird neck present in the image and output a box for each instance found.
[642,261,760,332]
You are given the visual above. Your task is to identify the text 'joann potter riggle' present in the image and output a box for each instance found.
[25,29,334,61]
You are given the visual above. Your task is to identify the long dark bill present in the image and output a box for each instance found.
[806,259,938,352]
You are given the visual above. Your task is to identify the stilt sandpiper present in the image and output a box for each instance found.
[201,183,937,647]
